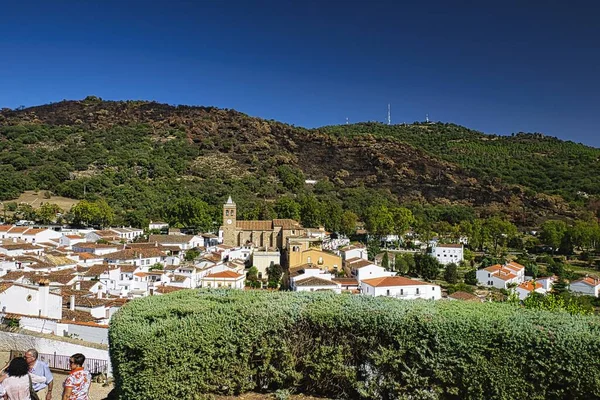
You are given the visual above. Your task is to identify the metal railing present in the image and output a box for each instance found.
[9,350,107,375]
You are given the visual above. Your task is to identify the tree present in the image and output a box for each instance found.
[37,203,62,224]
[381,252,390,270]
[14,203,37,222]
[246,266,261,288]
[70,199,114,227]
[274,196,301,220]
[367,238,380,261]
[464,269,478,285]
[165,198,213,231]
[184,248,200,261]
[365,205,394,238]
[414,254,440,281]
[484,217,517,254]
[339,211,358,236]
[444,263,458,284]
[391,207,415,237]
[298,194,321,228]
[267,263,283,283]
[539,220,567,253]
[276,165,305,191]
[394,253,414,275]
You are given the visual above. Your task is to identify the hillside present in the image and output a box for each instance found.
[0,97,597,228]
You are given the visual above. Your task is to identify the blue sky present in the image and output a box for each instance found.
[1,0,599,146]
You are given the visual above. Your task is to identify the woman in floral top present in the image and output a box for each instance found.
[62,354,91,400]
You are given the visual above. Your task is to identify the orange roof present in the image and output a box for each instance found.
[361,276,433,287]
[66,235,83,239]
[22,228,46,235]
[0,226,12,232]
[134,272,148,277]
[518,281,543,291]
[8,227,29,233]
[505,262,525,272]
[77,252,100,260]
[574,276,600,287]
[484,264,503,272]
[204,270,243,279]
[435,243,462,248]
[236,220,273,231]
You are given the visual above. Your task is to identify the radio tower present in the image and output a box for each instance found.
[426,113,430,123]
[346,117,349,125]
[387,104,391,125]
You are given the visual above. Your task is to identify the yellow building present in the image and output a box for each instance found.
[289,248,342,272]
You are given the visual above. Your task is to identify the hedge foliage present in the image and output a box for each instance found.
[109,290,600,399]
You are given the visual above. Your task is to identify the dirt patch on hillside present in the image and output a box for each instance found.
[9,190,79,211]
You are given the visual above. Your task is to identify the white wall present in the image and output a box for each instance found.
[570,282,599,297]
[431,245,463,266]
[363,284,441,300]
[67,324,109,345]
[0,285,62,319]
[0,331,111,376]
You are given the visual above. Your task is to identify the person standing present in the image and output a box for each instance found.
[24,349,53,400]
[0,356,47,399]
[62,353,91,400]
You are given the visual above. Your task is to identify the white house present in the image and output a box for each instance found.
[339,244,368,262]
[570,276,600,297]
[199,270,245,289]
[347,259,395,284]
[516,280,546,300]
[361,276,441,300]
[476,262,525,289]
[73,242,121,256]
[537,275,558,291]
[109,227,144,241]
[0,243,45,257]
[18,228,62,244]
[148,234,204,251]
[290,267,341,294]
[294,276,342,293]
[148,221,169,231]
[104,248,166,267]
[0,283,62,319]
[430,243,463,266]
[59,234,87,249]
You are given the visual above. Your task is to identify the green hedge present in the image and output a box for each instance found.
[109,290,600,399]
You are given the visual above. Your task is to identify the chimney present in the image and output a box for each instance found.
[75,281,81,290]
[70,295,75,311]
[97,290,102,299]
[38,279,50,318]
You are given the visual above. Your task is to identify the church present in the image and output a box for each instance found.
[221,196,304,250]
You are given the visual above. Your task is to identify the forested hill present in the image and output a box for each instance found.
[0,97,597,229]
[318,123,600,201]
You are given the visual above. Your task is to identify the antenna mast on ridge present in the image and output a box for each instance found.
[387,104,391,125]
[426,113,430,123]
[346,117,349,125]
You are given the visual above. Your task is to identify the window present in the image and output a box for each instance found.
[386,289,390,296]
[225,210,229,216]
[26,295,32,302]
[318,257,324,265]
[432,287,435,291]
[400,289,404,295]
[307,256,311,263]
[416,288,420,294]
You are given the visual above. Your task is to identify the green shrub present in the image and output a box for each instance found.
[110,290,600,400]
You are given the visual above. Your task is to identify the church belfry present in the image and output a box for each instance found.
[223,196,237,246]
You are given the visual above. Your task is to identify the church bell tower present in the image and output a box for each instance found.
[222,196,237,246]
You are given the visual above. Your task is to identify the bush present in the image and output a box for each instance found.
[110,290,600,400]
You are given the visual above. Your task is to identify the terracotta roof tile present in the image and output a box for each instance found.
[361,276,433,287]
[204,270,244,279]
